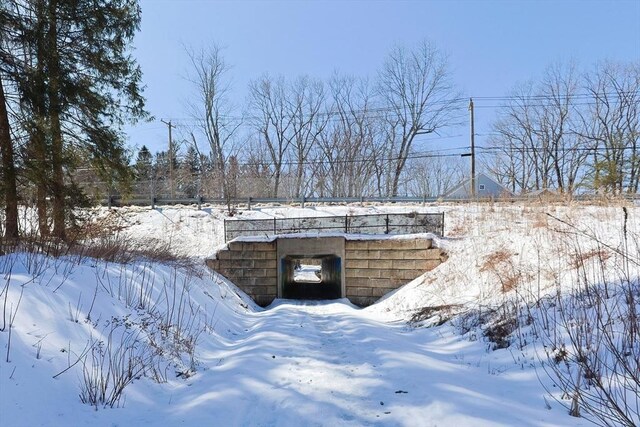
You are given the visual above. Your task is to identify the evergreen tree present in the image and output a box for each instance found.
[0,77,18,240]
[0,2,25,239]
[135,145,153,180]
[179,145,201,198]
[1,0,148,240]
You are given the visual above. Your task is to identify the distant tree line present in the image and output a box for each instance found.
[171,41,464,206]
[128,142,464,204]
[486,61,639,195]
[125,50,638,206]
[125,41,466,206]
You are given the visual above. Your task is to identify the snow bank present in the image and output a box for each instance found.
[1,202,637,426]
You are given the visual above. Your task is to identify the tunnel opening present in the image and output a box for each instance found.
[281,255,342,300]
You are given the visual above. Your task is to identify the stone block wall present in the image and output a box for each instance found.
[344,238,447,306]
[205,241,277,306]
[206,236,447,307]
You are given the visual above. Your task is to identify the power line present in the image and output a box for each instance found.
[476,145,639,154]
[472,90,640,101]
[153,90,639,125]
[134,146,469,169]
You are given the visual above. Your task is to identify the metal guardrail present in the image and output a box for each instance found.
[223,212,445,242]
[102,193,640,208]
[104,195,447,208]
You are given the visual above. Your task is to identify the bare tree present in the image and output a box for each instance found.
[315,74,382,197]
[186,45,241,211]
[248,75,295,197]
[581,61,640,194]
[407,155,464,198]
[489,63,590,195]
[242,138,273,197]
[536,62,587,194]
[377,40,462,196]
[288,76,327,198]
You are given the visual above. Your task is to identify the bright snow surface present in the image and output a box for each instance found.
[3,203,637,426]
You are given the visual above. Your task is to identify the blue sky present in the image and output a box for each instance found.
[128,0,640,155]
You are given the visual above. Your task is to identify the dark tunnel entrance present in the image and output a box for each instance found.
[281,255,342,300]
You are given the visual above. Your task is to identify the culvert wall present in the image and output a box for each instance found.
[206,236,446,307]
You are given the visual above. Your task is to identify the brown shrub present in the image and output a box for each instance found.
[480,249,527,293]
[410,304,463,325]
[569,248,611,270]
[480,249,512,273]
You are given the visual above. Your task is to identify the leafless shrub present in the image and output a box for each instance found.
[452,300,525,351]
[531,211,640,426]
[0,254,17,332]
[483,312,518,350]
[447,222,468,237]
[0,208,212,411]
[64,234,196,269]
[2,209,197,271]
[1,255,24,363]
[531,212,550,229]
[410,304,462,325]
[569,248,611,271]
[79,325,147,408]
[480,248,529,293]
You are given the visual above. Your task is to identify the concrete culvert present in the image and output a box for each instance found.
[282,255,342,300]
[206,235,445,307]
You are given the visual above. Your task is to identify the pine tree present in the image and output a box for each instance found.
[0,77,18,240]
[135,145,153,180]
[1,0,148,240]
[0,2,26,239]
[180,146,201,198]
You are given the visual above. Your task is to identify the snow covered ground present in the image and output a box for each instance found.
[1,202,638,426]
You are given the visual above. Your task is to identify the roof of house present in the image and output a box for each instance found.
[443,172,513,198]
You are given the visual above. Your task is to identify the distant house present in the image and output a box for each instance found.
[443,172,513,199]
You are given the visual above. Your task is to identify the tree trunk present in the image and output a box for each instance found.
[295,154,305,198]
[33,0,50,237]
[0,78,19,240]
[273,167,281,198]
[47,0,66,240]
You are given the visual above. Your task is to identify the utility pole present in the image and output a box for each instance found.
[469,98,476,198]
[160,119,176,199]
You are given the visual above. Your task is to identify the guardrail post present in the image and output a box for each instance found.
[273,218,277,235]
[108,195,112,208]
[441,212,445,236]
[223,219,227,242]
[301,196,305,209]
[385,214,390,234]
[247,197,252,210]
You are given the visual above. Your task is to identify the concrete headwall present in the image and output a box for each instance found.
[205,241,277,306]
[344,239,446,306]
[206,236,446,307]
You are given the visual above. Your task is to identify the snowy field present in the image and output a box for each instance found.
[1,202,638,426]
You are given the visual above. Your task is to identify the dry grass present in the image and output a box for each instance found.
[0,211,198,271]
[531,212,550,229]
[569,248,612,270]
[410,304,463,325]
[447,222,468,237]
[480,249,512,272]
[480,249,525,293]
